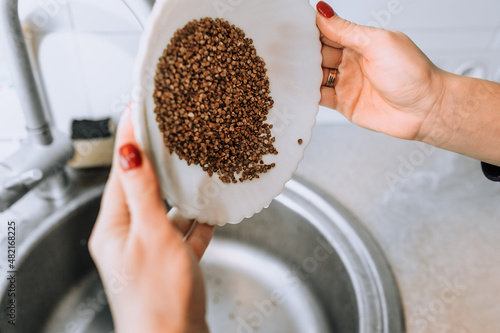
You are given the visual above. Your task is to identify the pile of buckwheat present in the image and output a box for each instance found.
[153,17,277,184]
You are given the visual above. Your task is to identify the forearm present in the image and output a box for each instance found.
[419,71,500,166]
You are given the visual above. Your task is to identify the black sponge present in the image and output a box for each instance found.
[71,119,113,140]
[68,118,116,168]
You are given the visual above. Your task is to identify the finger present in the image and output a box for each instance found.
[167,207,196,235]
[115,109,169,233]
[89,166,129,258]
[316,2,379,55]
[320,32,343,49]
[320,85,338,110]
[322,44,343,68]
[97,166,128,227]
[186,222,215,261]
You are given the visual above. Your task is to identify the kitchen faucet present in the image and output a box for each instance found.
[0,0,155,212]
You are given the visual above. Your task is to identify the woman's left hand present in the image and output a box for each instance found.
[89,109,214,333]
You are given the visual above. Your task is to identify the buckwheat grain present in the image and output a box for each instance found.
[153,18,277,184]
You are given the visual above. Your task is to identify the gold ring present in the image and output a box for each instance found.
[325,68,338,88]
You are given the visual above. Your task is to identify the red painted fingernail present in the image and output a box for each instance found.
[317,1,335,18]
[119,143,142,171]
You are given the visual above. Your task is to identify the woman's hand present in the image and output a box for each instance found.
[316,1,500,166]
[89,110,214,333]
[316,1,447,142]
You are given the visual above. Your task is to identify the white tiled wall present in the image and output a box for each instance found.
[33,0,141,134]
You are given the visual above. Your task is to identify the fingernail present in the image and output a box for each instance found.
[317,1,335,18]
[119,143,142,171]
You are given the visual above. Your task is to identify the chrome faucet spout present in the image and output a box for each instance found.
[0,0,51,145]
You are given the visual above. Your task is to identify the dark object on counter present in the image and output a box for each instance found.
[71,119,114,140]
[481,162,500,182]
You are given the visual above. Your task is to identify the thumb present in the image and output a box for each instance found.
[316,1,379,55]
[115,109,168,229]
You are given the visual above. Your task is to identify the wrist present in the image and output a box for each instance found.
[416,70,466,149]
[415,71,500,165]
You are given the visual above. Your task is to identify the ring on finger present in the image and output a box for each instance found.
[325,68,339,88]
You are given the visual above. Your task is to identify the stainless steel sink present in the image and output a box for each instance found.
[0,169,404,333]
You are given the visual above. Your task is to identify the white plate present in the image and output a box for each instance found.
[132,0,322,225]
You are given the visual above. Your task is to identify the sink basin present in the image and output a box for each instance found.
[0,171,404,333]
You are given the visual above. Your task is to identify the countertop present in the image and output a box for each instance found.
[296,123,500,333]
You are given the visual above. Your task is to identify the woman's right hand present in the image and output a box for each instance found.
[316,1,449,143]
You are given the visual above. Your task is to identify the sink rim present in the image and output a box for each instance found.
[280,176,405,333]
[0,179,105,297]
